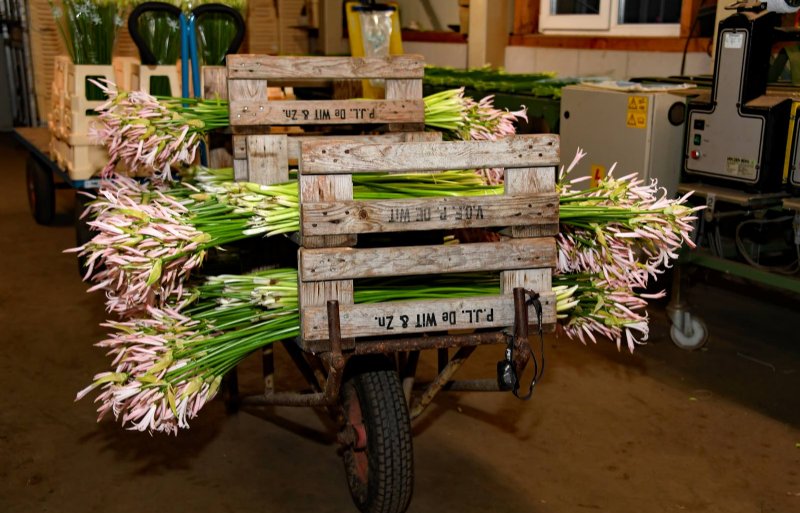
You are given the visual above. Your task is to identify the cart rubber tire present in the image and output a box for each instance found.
[26,157,55,225]
[670,317,708,351]
[341,358,413,513]
[74,192,94,277]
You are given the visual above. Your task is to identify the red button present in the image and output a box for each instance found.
[690,150,701,159]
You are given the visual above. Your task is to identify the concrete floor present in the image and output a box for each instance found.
[1,133,799,513]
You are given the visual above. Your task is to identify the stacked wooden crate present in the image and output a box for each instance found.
[48,58,117,180]
[216,53,558,387]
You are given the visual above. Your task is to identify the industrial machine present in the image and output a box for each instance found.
[684,0,800,192]
[559,83,689,197]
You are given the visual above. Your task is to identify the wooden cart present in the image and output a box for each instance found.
[214,54,560,513]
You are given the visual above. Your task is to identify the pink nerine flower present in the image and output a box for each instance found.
[75,308,221,435]
[90,80,205,181]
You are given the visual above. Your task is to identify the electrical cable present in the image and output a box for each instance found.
[734,215,800,274]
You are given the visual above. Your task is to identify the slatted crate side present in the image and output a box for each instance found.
[226,55,425,129]
[296,135,561,348]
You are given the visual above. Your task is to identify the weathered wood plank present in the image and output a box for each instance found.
[385,78,425,132]
[233,159,248,181]
[229,99,424,126]
[233,135,247,159]
[502,269,552,298]
[301,292,557,341]
[203,66,228,100]
[300,134,560,174]
[286,131,439,160]
[301,193,559,236]
[300,280,355,342]
[228,78,268,101]
[208,147,233,168]
[299,238,556,281]
[227,54,424,79]
[505,166,558,237]
[246,134,289,184]
[299,175,357,248]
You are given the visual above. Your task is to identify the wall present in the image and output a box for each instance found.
[393,0,460,30]
[405,41,467,68]
[505,46,712,79]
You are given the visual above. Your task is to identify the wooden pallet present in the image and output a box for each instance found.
[296,134,560,352]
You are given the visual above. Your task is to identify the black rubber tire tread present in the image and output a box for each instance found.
[26,157,55,225]
[74,192,94,277]
[343,362,413,513]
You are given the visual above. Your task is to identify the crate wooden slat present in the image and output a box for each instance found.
[230,99,424,126]
[227,54,424,79]
[299,135,560,174]
[301,193,559,236]
[302,292,557,341]
[300,238,556,282]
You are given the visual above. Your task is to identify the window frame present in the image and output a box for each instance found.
[538,0,683,37]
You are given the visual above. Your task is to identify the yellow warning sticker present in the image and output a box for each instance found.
[626,95,648,129]
[590,164,606,187]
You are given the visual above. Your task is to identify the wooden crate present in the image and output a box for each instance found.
[49,135,108,181]
[296,134,560,352]
[223,54,426,182]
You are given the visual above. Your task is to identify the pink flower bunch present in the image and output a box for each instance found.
[556,150,701,290]
[66,175,210,315]
[90,80,205,181]
[557,277,665,353]
[75,308,221,435]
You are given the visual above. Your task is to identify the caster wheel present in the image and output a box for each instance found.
[340,357,413,513]
[670,317,708,350]
[26,157,55,225]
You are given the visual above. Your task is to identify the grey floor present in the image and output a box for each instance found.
[1,133,799,513]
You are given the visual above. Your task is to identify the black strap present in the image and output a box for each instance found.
[512,289,545,400]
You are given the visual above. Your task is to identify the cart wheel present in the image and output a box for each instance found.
[74,192,94,276]
[26,156,55,225]
[670,316,708,351]
[340,357,413,513]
